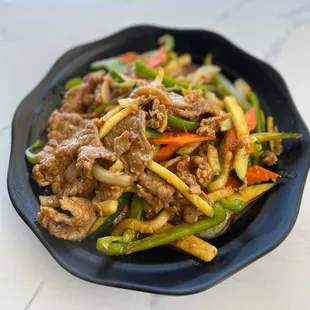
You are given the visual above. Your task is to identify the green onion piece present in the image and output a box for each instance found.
[65,78,83,91]
[25,140,43,164]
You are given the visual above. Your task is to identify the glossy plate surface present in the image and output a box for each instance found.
[7,25,310,295]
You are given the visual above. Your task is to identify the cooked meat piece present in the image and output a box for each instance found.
[112,204,130,227]
[47,110,88,142]
[114,131,137,157]
[146,101,167,130]
[83,71,105,92]
[60,83,90,114]
[135,170,176,212]
[182,63,198,75]
[35,139,59,163]
[165,205,182,217]
[77,145,115,178]
[32,122,115,197]
[95,183,126,201]
[261,150,278,166]
[231,135,250,153]
[183,205,204,223]
[274,140,283,156]
[60,71,105,114]
[191,156,214,186]
[103,110,153,177]
[170,90,222,120]
[164,155,213,189]
[38,197,97,241]
[197,114,230,136]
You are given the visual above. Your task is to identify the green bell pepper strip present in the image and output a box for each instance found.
[134,61,213,91]
[213,74,252,111]
[90,57,128,72]
[93,92,130,115]
[110,71,126,82]
[158,34,175,51]
[167,114,200,131]
[25,140,43,164]
[88,192,132,238]
[65,77,83,91]
[96,203,226,256]
[219,198,246,211]
[204,52,212,65]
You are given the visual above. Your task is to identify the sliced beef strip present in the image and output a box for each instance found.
[183,205,204,223]
[95,183,126,201]
[197,114,230,136]
[77,145,115,178]
[170,90,221,120]
[164,155,213,189]
[261,150,278,166]
[60,71,105,114]
[102,110,153,178]
[32,122,115,197]
[38,197,97,241]
[146,100,167,130]
[47,110,89,142]
[135,170,176,213]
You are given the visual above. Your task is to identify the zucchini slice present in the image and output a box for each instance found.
[207,144,221,175]
[145,127,163,138]
[231,140,251,182]
[177,141,202,156]
[252,132,302,142]
[226,183,277,203]
[224,96,249,138]
[208,151,233,192]
[88,192,132,238]
[224,96,250,181]
[249,135,262,154]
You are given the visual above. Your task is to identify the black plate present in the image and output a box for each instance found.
[7,25,310,295]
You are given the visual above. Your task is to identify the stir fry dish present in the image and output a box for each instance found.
[26,34,301,262]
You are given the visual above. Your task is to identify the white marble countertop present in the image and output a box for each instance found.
[1,0,310,309]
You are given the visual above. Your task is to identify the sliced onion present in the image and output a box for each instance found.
[92,162,132,186]
[191,65,221,85]
[234,78,251,100]
[101,80,111,103]
[118,97,142,108]
[167,92,192,108]
[64,162,80,183]
[133,86,172,106]
[153,67,164,86]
